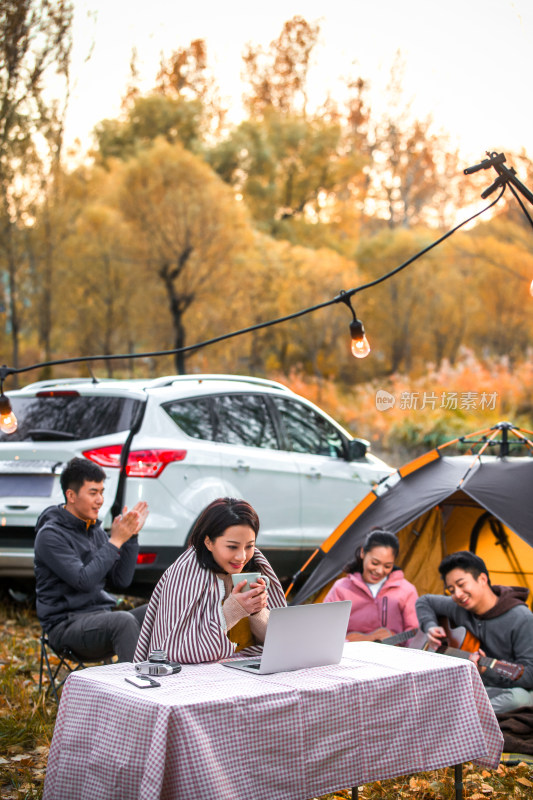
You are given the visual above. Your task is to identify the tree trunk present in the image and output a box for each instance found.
[159,261,190,375]
[173,318,186,375]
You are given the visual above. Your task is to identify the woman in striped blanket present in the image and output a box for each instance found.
[134,497,286,664]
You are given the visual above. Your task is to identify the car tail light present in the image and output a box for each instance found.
[83,445,123,468]
[126,449,187,477]
[137,553,157,565]
[83,446,187,477]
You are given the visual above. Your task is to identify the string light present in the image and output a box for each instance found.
[0,392,17,434]
[350,317,371,359]
[337,291,370,359]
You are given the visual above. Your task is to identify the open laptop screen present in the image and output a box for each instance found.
[222,601,351,674]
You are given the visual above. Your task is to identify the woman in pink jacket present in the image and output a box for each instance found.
[323,529,418,642]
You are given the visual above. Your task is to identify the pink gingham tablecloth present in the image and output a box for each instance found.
[43,641,503,800]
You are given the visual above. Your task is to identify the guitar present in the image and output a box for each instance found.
[346,627,419,645]
[420,616,524,681]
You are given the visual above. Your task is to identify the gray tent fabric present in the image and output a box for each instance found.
[291,455,533,605]
[462,459,533,538]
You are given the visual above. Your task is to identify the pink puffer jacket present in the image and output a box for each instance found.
[323,569,418,636]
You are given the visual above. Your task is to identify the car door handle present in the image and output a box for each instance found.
[231,460,250,472]
[304,468,322,479]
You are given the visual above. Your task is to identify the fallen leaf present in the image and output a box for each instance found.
[10,754,33,764]
[517,777,533,787]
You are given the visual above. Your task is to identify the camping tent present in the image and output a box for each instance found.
[288,423,533,605]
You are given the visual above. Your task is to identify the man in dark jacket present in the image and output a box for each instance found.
[416,550,533,714]
[34,457,149,662]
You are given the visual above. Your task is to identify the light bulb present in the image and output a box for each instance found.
[349,318,371,359]
[351,335,371,359]
[0,394,17,434]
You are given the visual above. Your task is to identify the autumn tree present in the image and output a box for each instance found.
[156,38,226,136]
[0,0,73,375]
[94,94,205,163]
[337,75,373,214]
[60,199,149,373]
[242,16,320,117]
[410,236,475,367]
[368,115,461,230]
[118,139,252,374]
[208,110,366,242]
[454,216,533,362]
[352,55,463,231]
[94,38,226,164]
[25,160,95,378]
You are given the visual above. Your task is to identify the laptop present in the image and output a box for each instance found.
[221,600,351,675]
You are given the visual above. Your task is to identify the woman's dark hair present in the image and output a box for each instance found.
[344,528,400,574]
[190,497,260,572]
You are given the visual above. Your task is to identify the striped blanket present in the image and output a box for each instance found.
[133,546,287,664]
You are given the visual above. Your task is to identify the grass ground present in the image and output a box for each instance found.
[0,592,54,800]
[1,590,533,799]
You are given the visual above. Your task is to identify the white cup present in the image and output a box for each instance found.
[231,572,270,593]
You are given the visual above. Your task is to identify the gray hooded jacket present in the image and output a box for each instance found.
[34,504,139,631]
[416,585,533,690]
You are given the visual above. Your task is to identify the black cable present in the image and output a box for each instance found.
[0,185,507,385]
[342,185,506,297]
[507,183,533,232]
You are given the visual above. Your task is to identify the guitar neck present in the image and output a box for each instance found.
[382,628,419,646]
[441,646,524,680]
[445,647,509,670]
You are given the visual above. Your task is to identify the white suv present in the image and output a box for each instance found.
[0,374,392,585]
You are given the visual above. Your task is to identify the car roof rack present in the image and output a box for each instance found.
[17,374,294,394]
[18,377,109,391]
[143,374,293,392]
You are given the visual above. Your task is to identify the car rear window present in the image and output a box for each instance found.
[0,396,143,442]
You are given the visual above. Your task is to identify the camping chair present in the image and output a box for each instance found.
[38,630,114,703]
